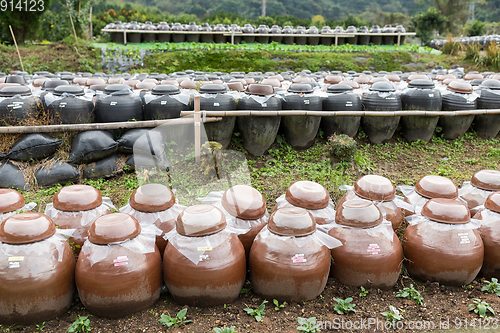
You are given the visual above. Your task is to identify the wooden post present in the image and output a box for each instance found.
[67,1,78,44]
[335,32,338,47]
[8,25,24,72]
[89,6,93,40]
[397,32,401,46]
[194,96,201,163]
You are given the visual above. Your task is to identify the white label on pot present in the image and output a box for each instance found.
[214,102,220,107]
[60,102,67,108]
[304,100,310,105]
[8,256,24,261]
[262,103,267,107]
[7,102,23,108]
[292,253,307,263]
[458,233,470,244]
[110,101,117,106]
[9,262,20,268]
[199,254,210,262]
[385,97,396,100]
[367,243,380,255]
[429,94,434,98]
[346,102,353,107]
[113,255,129,266]
[197,246,212,252]
[161,101,167,105]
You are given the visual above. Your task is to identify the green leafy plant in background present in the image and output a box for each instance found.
[396,284,424,306]
[381,306,404,324]
[297,317,321,332]
[67,315,91,332]
[213,326,238,333]
[333,298,356,315]
[243,300,268,322]
[469,299,495,318]
[482,278,500,296]
[273,299,287,311]
[158,308,192,329]
[359,286,369,297]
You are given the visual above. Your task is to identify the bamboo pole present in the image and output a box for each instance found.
[67,1,78,44]
[194,96,201,163]
[89,6,93,40]
[8,25,24,72]
[0,117,222,134]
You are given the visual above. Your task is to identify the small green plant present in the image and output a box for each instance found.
[243,300,268,322]
[333,297,356,315]
[67,315,91,332]
[359,286,368,297]
[35,321,45,331]
[273,299,287,311]
[482,278,500,296]
[396,284,424,306]
[297,317,321,332]
[469,298,495,318]
[213,326,238,333]
[381,306,404,324]
[158,308,192,329]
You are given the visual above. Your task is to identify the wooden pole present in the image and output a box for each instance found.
[8,25,24,72]
[194,96,201,163]
[67,1,78,44]
[89,6,93,40]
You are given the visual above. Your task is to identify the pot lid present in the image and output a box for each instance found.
[285,180,330,210]
[90,84,108,92]
[89,213,141,245]
[447,80,473,94]
[135,81,156,90]
[0,189,25,213]
[353,76,370,84]
[227,81,245,92]
[0,213,56,244]
[480,79,500,90]
[464,73,483,80]
[5,76,26,84]
[151,84,180,95]
[32,78,50,87]
[104,84,132,94]
[369,81,395,92]
[415,175,458,199]
[221,185,266,220]
[292,76,313,83]
[354,175,396,201]
[327,83,354,94]
[288,83,313,94]
[86,78,106,86]
[384,74,401,82]
[53,185,103,211]
[268,207,316,236]
[125,79,140,88]
[435,74,456,82]
[246,83,274,96]
[244,77,256,85]
[53,85,85,96]
[421,198,470,224]
[176,204,226,237]
[408,79,435,89]
[343,81,360,89]
[471,170,500,191]
[130,183,175,212]
[260,78,280,88]
[108,77,125,84]
[199,84,226,94]
[324,75,343,84]
[485,192,500,213]
[179,80,197,89]
[335,199,383,228]
[0,85,31,97]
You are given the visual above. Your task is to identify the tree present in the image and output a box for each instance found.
[0,0,52,43]
[433,0,485,33]
[411,6,447,46]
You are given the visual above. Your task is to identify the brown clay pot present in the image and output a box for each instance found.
[163,205,246,306]
[461,170,500,216]
[0,213,75,324]
[329,200,402,289]
[0,188,25,214]
[403,199,483,286]
[249,207,331,302]
[475,192,500,278]
[75,213,162,318]
[403,175,458,216]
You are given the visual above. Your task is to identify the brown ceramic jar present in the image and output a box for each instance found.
[75,213,162,318]
[47,185,111,254]
[249,207,331,302]
[403,175,458,216]
[338,175,404,231]
[460,170,500,216]
[163,204,246,306]
[0,189,26,223]
[403,199,483,286]
[475,192,500,278]
[329,200,402,289]
[0,213,75,324]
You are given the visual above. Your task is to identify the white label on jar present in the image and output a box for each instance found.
[161,101,167,105]
[9,262,20,268]
[367,243,380,255]
[262,103,267,107]
[458,233,470,244]
[385,97,396,100]
[199,254,210,262]
[197,246,212,252]
[60,102,67,108]
[8,256,24,261]
[214,102,220,107]
[110,101,117,106]
[346,101,353,107]
[292,253,307,263]
[429,94,434,98]
[113,255,129,266]
[304,100,310,105]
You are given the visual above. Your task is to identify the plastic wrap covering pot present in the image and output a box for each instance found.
[361,81,401,144]
[270,25,282,43]
[256,25,270,44]
[321,83,362,137]
[95,84,143,122]
[344,26,358,45]
[156,22,171,42]
[242,24,255,44]
[110,21,125,44]
[475,192,500,278]
[329,200,402,288]
[163,205,246,306]
[236,84,281,156]
[171,23,185,43]
[200,23,213,43]
[199,84,236,149]
[439,80,477,140]
[281,83,322,149]
[249,207,333,302]
[320,26,333,46]
[185,22,200,43]
[142,21,156,43]
[307,26,319,45]
[143,84,189,120]
[45,85,94,124]
[282,26,295,45]
[294,26,307,45]
[0,213,75,324]
[126,21,141,43]
[120,183,185,259]
[474,79,500,138]
[214,24,227,43]
[395,25,406,34]
[44,185,112,254]
[460,170,500,216]
[0,85,40,126]
[381,25,395,45]
[369,25,382,45]
[358,26,370,45]
[333,26,345,45]
[403,199,483,286]
[76,213,162,318]
[400,79,442,142]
